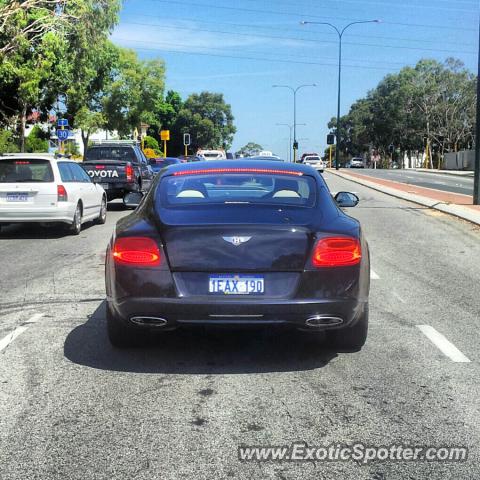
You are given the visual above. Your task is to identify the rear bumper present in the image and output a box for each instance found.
[108,296,365,331]
[102,183,138,200]
[0,203,75,224]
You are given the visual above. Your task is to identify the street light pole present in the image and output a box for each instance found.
[301,20,380,170]
[276,123,306,162]
[273,84,316,162]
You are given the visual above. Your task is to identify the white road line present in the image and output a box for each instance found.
[393,291,406,303]
[370,270,380,280]
[416,325,471,363]
[0,313,44,354]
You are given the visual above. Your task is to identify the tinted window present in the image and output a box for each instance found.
[69,163,92,183]
[58,162,74,182]
[0,158,54,183]
[159,173,316,207]
[86,147,135,162]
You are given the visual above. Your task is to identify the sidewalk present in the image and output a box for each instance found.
[414,168,474,177]
[328,169,480,227]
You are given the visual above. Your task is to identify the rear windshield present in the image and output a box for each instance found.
[0,159,54,183]
[158,172,316,207]
[85,147,135,162]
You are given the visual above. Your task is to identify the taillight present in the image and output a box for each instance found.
[57,184,68,202]
[125,163,134,182]
[312,237,361,267]
[113,237,161,267]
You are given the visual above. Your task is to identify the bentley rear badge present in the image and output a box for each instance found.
[222,236,252,246]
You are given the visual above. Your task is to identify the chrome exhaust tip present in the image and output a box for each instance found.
[305,316,344,327]
[130,316,168,327]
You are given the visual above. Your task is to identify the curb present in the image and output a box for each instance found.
[414,169,474,177]
[327,170,480,227]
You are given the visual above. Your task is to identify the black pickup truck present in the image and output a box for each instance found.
[82,142,154,204]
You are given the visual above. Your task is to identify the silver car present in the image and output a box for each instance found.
[349,157,365,168]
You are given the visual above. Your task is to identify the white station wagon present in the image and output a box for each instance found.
[0,154,107,235]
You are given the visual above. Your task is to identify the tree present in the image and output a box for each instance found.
[0,0,75,56]
[0,31,64,151]
[173,92,236,153]
[328,58,476,167]
[103,49,166,137]
[74,107,106,157]
[25,124,48,152]
[0,130,19,153]
[236,142,263,157]
[0,0,121,151]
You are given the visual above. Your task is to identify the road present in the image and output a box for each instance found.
[1,176,479,479]
[344,168,474,196]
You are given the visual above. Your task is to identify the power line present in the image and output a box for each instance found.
[122,21,477,56]
[241,0,478,14]
[131,13,476,49]
[113,36,414,69]
[144,0,478,32]
[113,40,405,71]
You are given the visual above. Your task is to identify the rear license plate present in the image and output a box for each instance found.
[209,275,264,295]
[100,183,109,190]
[6,192,28,202]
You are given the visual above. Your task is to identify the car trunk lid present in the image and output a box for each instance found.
[163,225,311,272]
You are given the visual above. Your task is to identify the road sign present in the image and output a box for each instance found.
[57,119,69,127]
[327,134,335,145]
[183,133,191,146]
[57,129,69,141]
[160,130,170,141]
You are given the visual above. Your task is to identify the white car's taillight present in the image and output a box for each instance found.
[57,185,68,202]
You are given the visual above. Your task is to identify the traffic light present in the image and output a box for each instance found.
[293,141,299,150]
[327,134,335,145]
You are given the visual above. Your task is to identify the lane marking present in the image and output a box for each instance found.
[416,325,471,363]
[0,313,44,354]
[393,291,406,303]
[370,270,380,280]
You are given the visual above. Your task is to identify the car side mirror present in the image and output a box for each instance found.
[334,191,359,207]
[123,191,144,209]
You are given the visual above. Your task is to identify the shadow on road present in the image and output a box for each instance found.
[64,301,340,374]
[0,220,98,239]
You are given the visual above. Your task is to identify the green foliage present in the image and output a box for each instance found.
[143,136,160,151]
[331,58,476,162]
[0,2,238,157]
[64,141,80,158]
[0,0,121,151]
[171,92,236,154]
[0,130,19,153]
[103,49,166,136]
[25,125,48,152]
[236,142,263,157]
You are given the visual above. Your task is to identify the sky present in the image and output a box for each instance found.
[111,0,479,158]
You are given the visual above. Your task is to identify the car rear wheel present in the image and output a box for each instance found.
[328,303,368,351]
[96,197,107,224]
[106,304,143,348]
[69,203,82,235]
